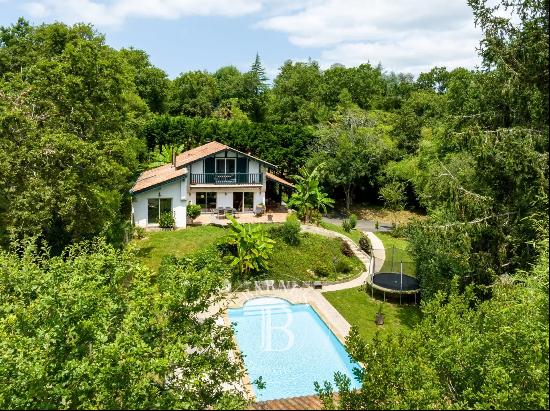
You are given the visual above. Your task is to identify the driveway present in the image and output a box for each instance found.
[322,216,392,232]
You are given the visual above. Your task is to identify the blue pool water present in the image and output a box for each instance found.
[228,297,361,401]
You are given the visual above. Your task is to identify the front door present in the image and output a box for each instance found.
[233,192,243,211]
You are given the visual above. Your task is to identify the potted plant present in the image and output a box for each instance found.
[158,212,175,230]
[375,303,385,325]
[187,203,202,224]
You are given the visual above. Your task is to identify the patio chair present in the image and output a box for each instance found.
[253,205,265,217]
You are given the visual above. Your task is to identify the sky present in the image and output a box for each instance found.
[0,0,483,80]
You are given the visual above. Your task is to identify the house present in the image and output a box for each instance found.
[130,141,294,229]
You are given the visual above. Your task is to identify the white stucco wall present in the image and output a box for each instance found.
[188,187,265,211]
[132,177,187,228]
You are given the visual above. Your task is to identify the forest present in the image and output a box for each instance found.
[0,0,548,409]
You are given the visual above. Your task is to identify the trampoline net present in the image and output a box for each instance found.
[370,246,416,276]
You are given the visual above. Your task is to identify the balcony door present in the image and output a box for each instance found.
[215,158,236,183]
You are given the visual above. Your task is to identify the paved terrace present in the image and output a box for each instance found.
[194,211,289,226]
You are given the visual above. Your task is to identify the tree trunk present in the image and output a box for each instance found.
[344,183,353,211]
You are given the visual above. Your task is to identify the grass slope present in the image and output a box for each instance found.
[323,287,421,340]
[133,225,227,271]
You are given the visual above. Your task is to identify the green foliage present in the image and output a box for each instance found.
[0,20,142,254]
[186,204,202,222]
[133,225,146,239]
[341,219,353,232]
[358,234,372,256]
[340,239,354,257]
[287,164,335,222]
[169,70,220,117]
[313,264,332,278]
[348,213,357,228]
[317,249,549,410]
[278,213,301,246]
[312,107,397,209]
[379,181,406,211]
[158,212,175,229]
[140,114,315,175]
[334,258,352,274]
[224,215,275,277]
[0,240,246,409]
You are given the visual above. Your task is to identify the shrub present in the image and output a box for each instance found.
[341,219,353,232]
[335,259,352,274]
[313,265,332,277]
[187,204,202,222]
[280,214,301,245]
[158,212,175,229]
[340,239,354,257]
[310,210,322,225]
[359,234,373,256]
[133,226,146,239]
[348,214,357,229]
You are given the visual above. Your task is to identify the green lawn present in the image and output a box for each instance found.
[132,225,364,282]
[319,221,362,243]
[132,225,227,271]
[267,233,364,282]
[376,232,416,275]
[323,287,421,340]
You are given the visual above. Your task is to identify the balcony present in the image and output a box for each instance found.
[190,173,263,185]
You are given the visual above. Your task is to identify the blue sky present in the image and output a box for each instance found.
[0,0,483,80]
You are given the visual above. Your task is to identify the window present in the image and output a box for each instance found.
[244,192,254,211]
[215,158,236,174]
[196,192,217,211]
[148,198,172,224]
[232,192,254,211]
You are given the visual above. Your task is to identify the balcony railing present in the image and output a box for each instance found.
[190,173,263,185]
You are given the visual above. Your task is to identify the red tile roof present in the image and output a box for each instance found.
[130,163,187,194]
[266,172,294,188]
[175,141,229,168]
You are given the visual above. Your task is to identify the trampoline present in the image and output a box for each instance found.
[368,272,420,304]
[372,272,419,292]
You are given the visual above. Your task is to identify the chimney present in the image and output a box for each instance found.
[172,146,176,167]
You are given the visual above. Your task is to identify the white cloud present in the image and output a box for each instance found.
[22,0,263,27]
[257,0,482,74]
[20,0,483,74]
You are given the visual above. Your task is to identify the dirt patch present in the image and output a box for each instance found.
[349,205,426,225]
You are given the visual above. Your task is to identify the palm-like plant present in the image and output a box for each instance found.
[287,163,335,223]
[225,215,275,277]
[147,144,185,169]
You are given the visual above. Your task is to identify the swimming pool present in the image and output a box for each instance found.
[228,297,361,401]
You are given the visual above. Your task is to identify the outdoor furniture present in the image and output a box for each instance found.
[254,205,265,217]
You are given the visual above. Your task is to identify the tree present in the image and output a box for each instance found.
[267,59,328,125]
[0,240,247,409]
[119,47,170,114]
[316,247,549,410]
[241,54,269,122]
[0,20,142,253]
[224,215,275,277]
[169,70,220,117]
[287,163,335,222]
[313,106,396,209]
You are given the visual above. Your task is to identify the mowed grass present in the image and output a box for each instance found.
[132,225,226,271]
[132,225,364,282]
[267,232,364,282]
[376,232,416,275]
[319,220,362,244]
[323,287,421,340]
